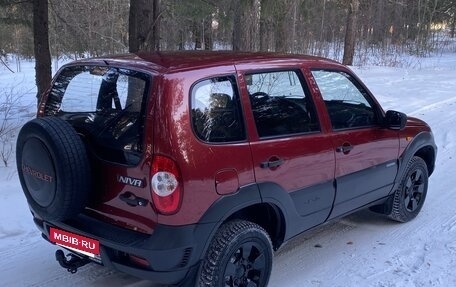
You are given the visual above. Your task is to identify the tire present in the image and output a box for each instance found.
[389,156,428,223]
[16,117,91,221]
[197,220,273,287]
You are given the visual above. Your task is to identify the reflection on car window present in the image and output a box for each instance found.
[191,76,245,143]
[246,70,319,138]
[312,70,377,130]
[48,66,146,114]
[45,65,150,166]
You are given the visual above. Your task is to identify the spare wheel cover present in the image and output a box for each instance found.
[21,137,57,207]
[16,117,91,221]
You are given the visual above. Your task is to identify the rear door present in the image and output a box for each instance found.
[240,69,335,230]
[44,64,157,233]
[310,69,400,219]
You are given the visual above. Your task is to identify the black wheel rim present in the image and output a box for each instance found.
[223,241,267,287]
[404,168,425,212]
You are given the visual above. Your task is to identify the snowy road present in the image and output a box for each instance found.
[1,54,456,286]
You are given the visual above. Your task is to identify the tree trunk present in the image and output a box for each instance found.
[452,12,456,38]
[232,0,245,51]
[275,0,297,53]
[33,0,52,104]
[259,0,272,51]
[193,21,202,50]
[372,0,386,44]
[451,2,456,38]
[290,0,298,52]
[204,18,213,50]
[129,0,160,52]
[275,21,287,52]
[391,0,405,44]
[342,0,359,65]
[232,0,255,51]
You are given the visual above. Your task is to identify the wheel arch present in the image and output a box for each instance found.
[414,145,436,176]
[197,183,289,260]
[396,131,437,188]
[225,202,286,250]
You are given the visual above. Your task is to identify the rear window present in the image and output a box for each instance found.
[44,65,150,165]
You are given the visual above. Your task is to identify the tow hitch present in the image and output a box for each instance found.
[55,249,91,273]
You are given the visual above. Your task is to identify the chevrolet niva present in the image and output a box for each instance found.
[16,52,436,287]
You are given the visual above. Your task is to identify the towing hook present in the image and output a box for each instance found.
[55,249,90,274]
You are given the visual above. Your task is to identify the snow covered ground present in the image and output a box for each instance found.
[0,53,455,286]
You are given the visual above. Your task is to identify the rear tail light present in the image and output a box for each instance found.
[150,155,182,215]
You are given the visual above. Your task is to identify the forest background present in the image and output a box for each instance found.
[1,4,456,285]
[1,0,456,100]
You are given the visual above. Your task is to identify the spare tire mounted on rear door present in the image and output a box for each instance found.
[16,117,91,221]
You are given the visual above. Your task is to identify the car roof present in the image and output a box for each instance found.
[72,51,342,73]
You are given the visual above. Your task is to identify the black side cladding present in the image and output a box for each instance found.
[16,117,91,221]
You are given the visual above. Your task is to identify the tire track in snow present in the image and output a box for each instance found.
[442,214,456,232]
[408,95,456,117]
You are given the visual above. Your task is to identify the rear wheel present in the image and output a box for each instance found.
[198,220,273,287]
[389,156,428,222]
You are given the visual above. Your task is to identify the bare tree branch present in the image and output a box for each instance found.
[0,57,14,73]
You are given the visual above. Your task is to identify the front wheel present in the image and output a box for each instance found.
[389,156,429,222]
[197,220,273,287]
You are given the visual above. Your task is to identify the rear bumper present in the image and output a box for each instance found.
[33,213,215,285]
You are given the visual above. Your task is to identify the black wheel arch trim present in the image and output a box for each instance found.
[193,184,262,268]
[392,131,437,193]
[198,183,263,224]
[195,182,304,262]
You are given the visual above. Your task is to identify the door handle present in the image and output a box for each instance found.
[119,192,148,207]
[261,159,284,169]
[336,145,353,154]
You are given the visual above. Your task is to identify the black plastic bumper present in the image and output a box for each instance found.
[33,213,216,285]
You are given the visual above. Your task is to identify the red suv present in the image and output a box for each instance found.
[16,52,436,286]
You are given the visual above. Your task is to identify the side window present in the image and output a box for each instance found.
[191,76,245,143]
[311,70,377,130]
[246,70,319,138]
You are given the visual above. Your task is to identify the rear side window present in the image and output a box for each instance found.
[246,70,319,138]
[45,65,150,165]
[191,76,245,143]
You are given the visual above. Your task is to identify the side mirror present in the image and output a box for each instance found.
[385,110,407,130]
